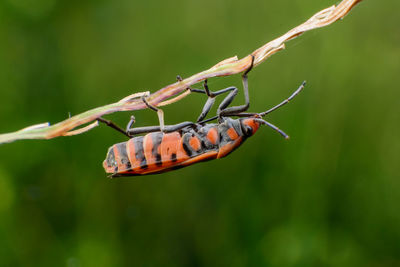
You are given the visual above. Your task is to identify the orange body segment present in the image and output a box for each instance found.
[206,128,218,145]
[160,132,181,167]
[126,139,137,168]
[143,134,155,167]
[189,136,201,151]
[226,127,239,140]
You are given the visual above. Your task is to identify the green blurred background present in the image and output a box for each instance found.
[0,0,399,266]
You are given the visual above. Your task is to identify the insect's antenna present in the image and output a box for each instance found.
[259,81,305,117]
[254,118,289,139]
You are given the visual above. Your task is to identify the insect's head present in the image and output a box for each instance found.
[240,117,261,137]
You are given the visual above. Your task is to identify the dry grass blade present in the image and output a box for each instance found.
[0,0,363,145]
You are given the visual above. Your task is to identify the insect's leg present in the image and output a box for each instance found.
[197,115,218,124]
[196,81,237,122]
[97,117,131,138]
[178,76,207,95]
[124,115,136,133]
[258,81,306,117]
[126,125,162,136]
[125,89,199,136]
[214,88,239,122]
[142,96,165,132]
[127,121,197,136]
[218,55,255,120]
[177,75,238,122]
[164,121,198,132]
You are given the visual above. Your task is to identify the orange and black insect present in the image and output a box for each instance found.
[99,56,305,177]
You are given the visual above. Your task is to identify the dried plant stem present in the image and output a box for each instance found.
[0,0,363,145]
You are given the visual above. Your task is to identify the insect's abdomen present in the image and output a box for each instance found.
[104,127,221,177]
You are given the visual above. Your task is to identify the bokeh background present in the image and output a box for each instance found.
[0,0,399,266]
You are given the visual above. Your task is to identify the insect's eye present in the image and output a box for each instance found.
[245,125,253,135]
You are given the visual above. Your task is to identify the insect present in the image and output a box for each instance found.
[99,56,305,177]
